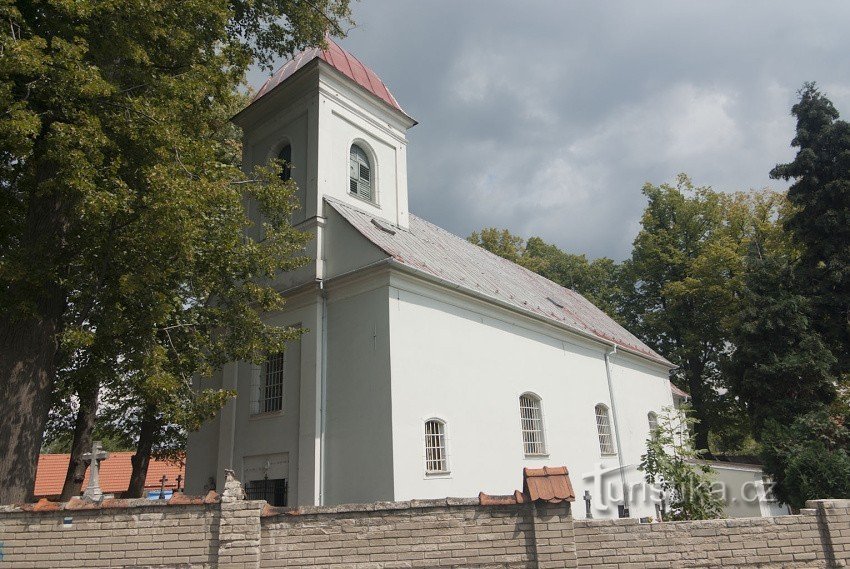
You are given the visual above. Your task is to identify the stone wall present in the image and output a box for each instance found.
[0,495,847,568]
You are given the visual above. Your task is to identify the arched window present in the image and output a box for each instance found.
[520,394,546,456]
[349,143,373,201]
[278,143,292,181]
[424,419,448,473]
[595,404,615,455]
[647,412,659,436]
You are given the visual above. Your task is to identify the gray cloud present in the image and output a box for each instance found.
[248,0,850,259]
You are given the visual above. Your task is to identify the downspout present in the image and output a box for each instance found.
[318,279,328,506]
[604,344,630,517]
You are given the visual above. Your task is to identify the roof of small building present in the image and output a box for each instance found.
[34,452,184,498]
[479,465,575,505]
[326,197,673,368]
[251,37,405,116]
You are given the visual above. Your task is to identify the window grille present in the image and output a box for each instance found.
[424,420,448,473]
[520,394,546,455]
[595,404,615,455]
[245,478,287,506]
[647,412,659,436]
[278,144,292,181]
[257,353,284,414]
[349,144,373,201]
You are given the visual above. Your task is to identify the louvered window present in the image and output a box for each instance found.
[349,144,373,201]
[596,404,615,455]
[424,420,448,473]
[520,394,546,456]
[253,353,284,414]
[278,144,292,181]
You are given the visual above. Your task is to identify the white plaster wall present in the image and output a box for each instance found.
[387,275,672,519]
[323,279,394,505]
[185,369,224,495]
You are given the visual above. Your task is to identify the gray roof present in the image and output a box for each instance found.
[326,197,672,367]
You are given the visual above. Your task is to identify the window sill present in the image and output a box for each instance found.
[524,453,550,460]
[348,190,379,208]
[249,410,285,421]
[600,452,618,458]
[424,471,452,479]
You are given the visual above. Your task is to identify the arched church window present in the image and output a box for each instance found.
[424,419,448,474]
[595,404,615,455]
[349,143,373,201]
[279,143,292,181]
[520,393,546,456]
[647,411,659,436]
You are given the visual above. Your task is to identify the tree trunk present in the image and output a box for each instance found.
[684,360,711,455]
[125,407,159,498]
[59,383,99,501]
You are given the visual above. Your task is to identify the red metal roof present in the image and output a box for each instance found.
[326,197,673,367]
[34,452,184,498]
[252,37,405,115]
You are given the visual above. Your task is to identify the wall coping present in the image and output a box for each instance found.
[261,497,505,519]
[0,491,220,514]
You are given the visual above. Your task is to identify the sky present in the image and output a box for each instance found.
[247,1,850,260]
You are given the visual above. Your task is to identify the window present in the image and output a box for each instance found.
[520,394,546,456]
[245,477,287,506]
[595,404,615,455]
[278,144,292,181]
[424,419,448,474]
[256,352,284,414]
[349,143,373,201]
[647,412,659,436]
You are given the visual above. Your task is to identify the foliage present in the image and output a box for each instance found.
[639,406,724,521]
[771,82,850,373]
[761,409,850,510]
[0,0,351,502]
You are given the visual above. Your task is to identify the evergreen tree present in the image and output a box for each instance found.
[771,83,850,372]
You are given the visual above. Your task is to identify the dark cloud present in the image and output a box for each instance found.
[248,0,850,259]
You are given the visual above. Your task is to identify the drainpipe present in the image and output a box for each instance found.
[318,279,328,506]
[604,345,629,517]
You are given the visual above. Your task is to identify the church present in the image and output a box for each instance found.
[184,39,677,519]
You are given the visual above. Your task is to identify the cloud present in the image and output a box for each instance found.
[248,0,850,259]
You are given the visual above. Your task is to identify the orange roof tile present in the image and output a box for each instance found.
[478,466,575,506]
[34,452,184,498]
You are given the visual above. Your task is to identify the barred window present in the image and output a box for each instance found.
[520,394,546,456]
[424,419,448,474]
[256,353,284,414]
[245,478,287,506]
[595,404,615,455]
[647,412,659,436]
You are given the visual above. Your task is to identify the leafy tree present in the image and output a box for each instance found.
[771,83,850,373]
[639,405,724,521]
[620,175,749,453]
[0,0,350,503]
[761,409,850,510]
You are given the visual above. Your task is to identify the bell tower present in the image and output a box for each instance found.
[233,39,416,231]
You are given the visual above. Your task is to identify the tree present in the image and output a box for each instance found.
[761,409,850,510]
[620,175,748,453]
[0,0,351,504]
[771,83,850,373]
[639,405,724,521]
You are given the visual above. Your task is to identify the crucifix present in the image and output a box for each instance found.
[583,490,593,519]
[81,441,109,502]
[159,475,168,499]
[175,474,183,493]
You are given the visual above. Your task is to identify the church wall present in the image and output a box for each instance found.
[185,368,224,495]
[387,273,672,519]
[323,280,394,505]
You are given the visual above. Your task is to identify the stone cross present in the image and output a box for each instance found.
[583,490,593,519]
[81,441,109,501]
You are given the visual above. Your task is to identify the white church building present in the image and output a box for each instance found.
[185,39,679,519]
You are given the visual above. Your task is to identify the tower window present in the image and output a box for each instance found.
[424,419,448,474]
[595,404,615,455]
[278,143,292,181]
[349,144,373,201]
[520,393,546,456]
[252,352,284,414]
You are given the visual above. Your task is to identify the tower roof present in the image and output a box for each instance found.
[252,38,406,116]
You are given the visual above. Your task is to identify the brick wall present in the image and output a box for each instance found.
[0,494,847,568]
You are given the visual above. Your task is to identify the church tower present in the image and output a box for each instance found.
[233,39,416,234]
